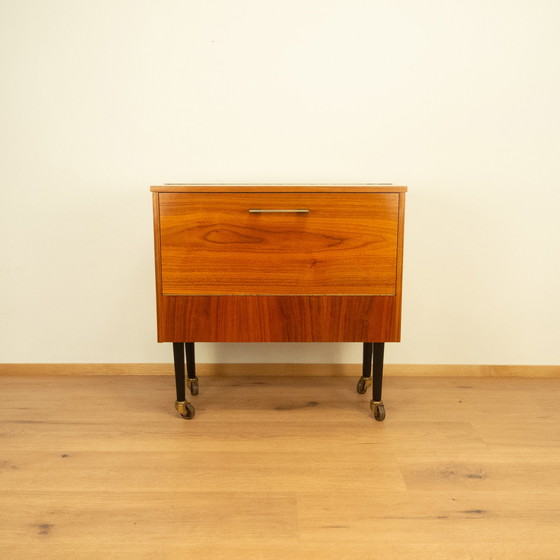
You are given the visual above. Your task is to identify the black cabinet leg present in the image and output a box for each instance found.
[185,342,199,396]
[356,343,373,394]
[172,342,195,419]
[370,342,386,421]
[372,343,385,401]
[173,342,186,402]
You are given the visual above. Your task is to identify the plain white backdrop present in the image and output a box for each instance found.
[1,0,559,365]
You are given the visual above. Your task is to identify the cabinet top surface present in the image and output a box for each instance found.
[150,184,408,193]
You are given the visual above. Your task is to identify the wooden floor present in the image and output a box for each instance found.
[1,373,559,559]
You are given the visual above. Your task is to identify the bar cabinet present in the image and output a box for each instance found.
[151,184,407,420]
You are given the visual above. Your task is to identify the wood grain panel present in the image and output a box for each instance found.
[156,295,401,342]
[158,192,399,296]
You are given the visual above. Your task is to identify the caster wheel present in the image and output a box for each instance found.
[356,377,371,394]
[182,403,195,419]
[175,401,196,419]
[188,378,199,396]
[370,401,386,421]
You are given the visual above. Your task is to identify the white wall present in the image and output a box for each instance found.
[1,0,559,365]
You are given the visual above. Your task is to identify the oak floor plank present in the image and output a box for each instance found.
[472,419,560,454]
[297,490,560,542]
[0,491,299,557]
[397,453,560,492]
[0,450,406,493]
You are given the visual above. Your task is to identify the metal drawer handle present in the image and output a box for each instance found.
[249,209,309,213]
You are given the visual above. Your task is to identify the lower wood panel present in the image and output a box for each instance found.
[157,295,400,342]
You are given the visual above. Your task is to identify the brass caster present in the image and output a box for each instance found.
[370,400,386,421]
[175,400,195,419]
[187,377,199,396]
[356,376,372,394]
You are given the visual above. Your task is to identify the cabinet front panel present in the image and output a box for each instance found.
[158,193,399,296]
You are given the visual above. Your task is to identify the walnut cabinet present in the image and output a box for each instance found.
[151,184,407,420]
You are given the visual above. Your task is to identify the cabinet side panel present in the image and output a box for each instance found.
[393,192,406,340]
[157,296,400,342]
[152,192,166,339]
